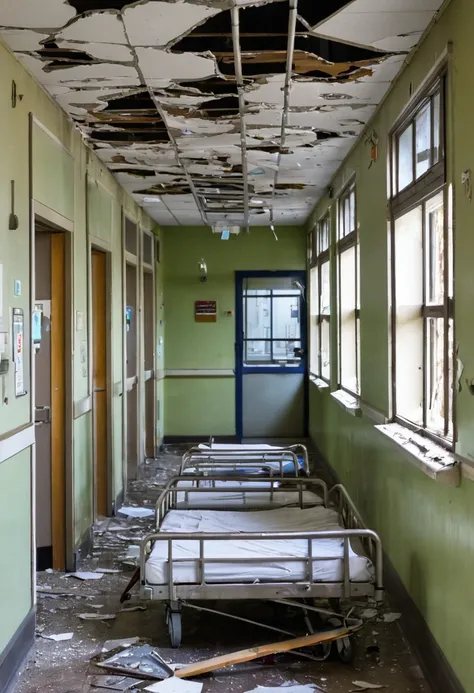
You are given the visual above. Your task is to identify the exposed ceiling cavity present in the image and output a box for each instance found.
[0,0,446,227]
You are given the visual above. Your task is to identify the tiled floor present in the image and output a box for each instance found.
[15,446,430,693]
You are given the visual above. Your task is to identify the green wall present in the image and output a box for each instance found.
[0,33,157,663]
[307,0,474,689]
[163,226,306,436]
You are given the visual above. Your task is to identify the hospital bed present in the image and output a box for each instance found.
[138,476,383,649]
[180,443,310,477]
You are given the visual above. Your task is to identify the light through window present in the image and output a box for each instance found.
[309,213,331,381]
[391,74,453,443]
[337,185,360,396]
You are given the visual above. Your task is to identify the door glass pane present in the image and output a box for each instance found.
[415,101,431,178]
[426,317,445,435]
[244,296,271,339]
[245,341,272,363]
[273,340,301,361]
[426,192,444,305]
[398,123,414,191]
[272,296,301,339]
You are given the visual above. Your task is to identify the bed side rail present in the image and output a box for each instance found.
[197,443,310,475]
[329,483,383,599]
[155,475,329,525]
[139,527,383,602]
[181,449,301,476]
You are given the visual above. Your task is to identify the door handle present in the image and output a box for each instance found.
[94,387,106,393]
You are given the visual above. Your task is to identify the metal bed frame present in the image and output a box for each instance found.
[180,444,310,477]
[138,476,383,648]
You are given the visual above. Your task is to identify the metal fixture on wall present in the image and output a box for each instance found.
[9,180,19,230]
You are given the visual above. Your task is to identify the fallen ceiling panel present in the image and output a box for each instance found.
[0,0,446,227]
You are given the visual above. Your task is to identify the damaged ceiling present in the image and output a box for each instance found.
[0,0,445,228]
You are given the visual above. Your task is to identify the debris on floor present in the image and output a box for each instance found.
[351,683,386,691]
[66,571,104,580]
[145,678,203,693]
[119,506,155,519]
[174,626,360,679]
[41,632,74,642]
[78,612,116,621]
[15,446,431,693]
[92,642,173,680]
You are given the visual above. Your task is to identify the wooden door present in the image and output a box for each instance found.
[92,250,108,516]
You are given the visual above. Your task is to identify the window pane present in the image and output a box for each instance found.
[272,296,301,339]
[343,195,350,237]
[321,318,330,381]
[415,101,431,178]
[319,216,329,252]
[394,206,423,424]
[426,317,445,435]
[426,192,444,305]
[310,267,319,374]
[245,340,271,363]
[398,123,414,191]
[447,317,454,436]
[339,245,358,393]
[244,296,271,339]
[273,340,301,361]
[432,91,441,164]
[320,261,330,315]
[349,191,356,234]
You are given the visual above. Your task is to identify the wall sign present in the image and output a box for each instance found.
[195,300,217,323]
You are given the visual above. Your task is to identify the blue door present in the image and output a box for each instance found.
[235,271,307,439]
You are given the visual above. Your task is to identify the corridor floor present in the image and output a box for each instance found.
[15,447,430,693]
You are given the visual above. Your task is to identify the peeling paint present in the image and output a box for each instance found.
[0,0,445,226]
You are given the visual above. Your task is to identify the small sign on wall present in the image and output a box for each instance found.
[195,300,217,323]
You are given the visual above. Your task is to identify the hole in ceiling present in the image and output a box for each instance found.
[171,78,238,97]
[137,184,191,195]
[171,96,239,119]
[90,130,170,143]
[103,91,157,112]
[172,1,354,52]
[37,41,97,69]
[113,168,156,177]
[66,0,132,11]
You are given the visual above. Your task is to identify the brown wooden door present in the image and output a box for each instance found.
[92,249,108,517]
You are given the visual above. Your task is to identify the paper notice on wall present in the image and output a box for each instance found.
[12,308,25,397]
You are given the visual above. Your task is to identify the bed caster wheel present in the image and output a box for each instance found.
[336,636,354,663]
[167,611,182,648]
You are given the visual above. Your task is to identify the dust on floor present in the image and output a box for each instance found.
[15,446,430,693]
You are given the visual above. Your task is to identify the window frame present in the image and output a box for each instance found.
[309,211,331,382]
[389,69,454,448]
[336,182,360,398]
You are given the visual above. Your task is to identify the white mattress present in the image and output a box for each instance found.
[146,506,373,585]
[173,480,321,508]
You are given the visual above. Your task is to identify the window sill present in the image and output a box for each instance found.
[310,375,329,392]
[375,423,460,486]
[330,389,362,416]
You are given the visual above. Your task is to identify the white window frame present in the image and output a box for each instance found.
[309,212,331,381]
[389,70,454,447]
[337,183,360,397]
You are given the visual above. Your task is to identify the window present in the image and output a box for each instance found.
[390,74,453,443]
[243,286,302,366]
[337,185,360,396]
[309,213,331,380]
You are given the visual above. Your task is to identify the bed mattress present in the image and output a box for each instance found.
[173,480,321,508]
[145,505,373,585]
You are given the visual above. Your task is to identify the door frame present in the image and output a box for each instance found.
[142,229,157,458]
[235,270,308,440]
[90,245,113,518]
